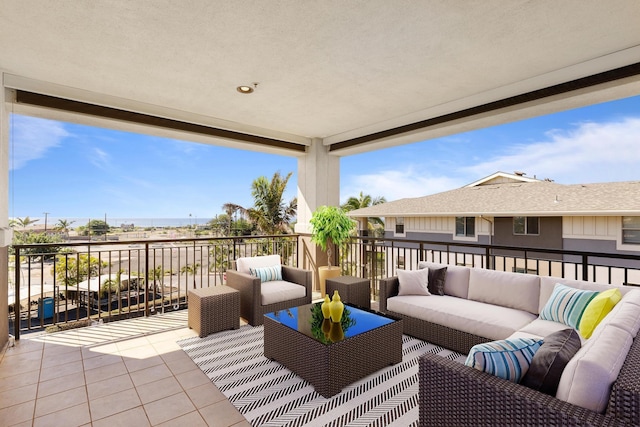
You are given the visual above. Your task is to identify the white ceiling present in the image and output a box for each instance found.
[2,0,640,155]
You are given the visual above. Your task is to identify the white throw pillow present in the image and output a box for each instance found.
[397,268,431,296]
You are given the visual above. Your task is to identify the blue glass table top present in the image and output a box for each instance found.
[264,302,397,344]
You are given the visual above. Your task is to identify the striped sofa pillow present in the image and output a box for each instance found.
[249,265,282,282]
[465,338,543,383]
[540,283,598,329]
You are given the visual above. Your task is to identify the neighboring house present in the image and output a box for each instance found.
[347,172,640,276]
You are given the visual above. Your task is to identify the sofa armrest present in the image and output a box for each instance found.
[608,335,640,425]
[418,353,621,427]
[282,266,313,297]
[379,276,399,313]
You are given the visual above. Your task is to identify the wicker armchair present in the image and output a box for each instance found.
[226,255,312,326]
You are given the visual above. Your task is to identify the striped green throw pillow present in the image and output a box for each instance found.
[249,265,282,282]
[540,283,598,329]
[465,338,543,382]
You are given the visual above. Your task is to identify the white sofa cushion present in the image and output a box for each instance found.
[236,255,281,275]
[468,268,541,314]
[539,276,632,314]
[387,295,536,340]
[418,262,470,299]
[261,280,306,305]
[556,323,632,413]
[513,318,576,341]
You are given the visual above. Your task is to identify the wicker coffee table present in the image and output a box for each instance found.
[263,303,403,398]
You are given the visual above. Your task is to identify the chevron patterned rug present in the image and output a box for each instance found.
[178,325,466,427]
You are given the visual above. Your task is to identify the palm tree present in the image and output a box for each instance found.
[341,192,387,237]
[54,219,75,238]
[10,216,40,229]
[248,171,297,234]
[222,171,296,235]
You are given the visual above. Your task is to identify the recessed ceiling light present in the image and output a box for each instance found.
[237,85,254,94]
[237,83,258,94]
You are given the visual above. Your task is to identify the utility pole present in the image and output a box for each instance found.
[43,212,49,231]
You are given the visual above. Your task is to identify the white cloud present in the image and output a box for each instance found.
[341,167,463,204]
[10,115,69,169]
[91,147,112,170]
[462,117,640,184]
[341,117,640,203]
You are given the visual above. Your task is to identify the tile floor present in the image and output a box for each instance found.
[0,311,250,427]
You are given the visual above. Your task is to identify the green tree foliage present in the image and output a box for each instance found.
[341,191,387,237]
[86,219,110,236]
[10,231,63,259]
[249,172,296,234]
[221,171,296,235]
[54,219,75,236]
[54,254,108,287]
[10,216,40,228]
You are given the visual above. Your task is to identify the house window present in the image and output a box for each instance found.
[455,216,475,237]
[513,217,540,235]
[395,217,404,234]
[622,216,640,244]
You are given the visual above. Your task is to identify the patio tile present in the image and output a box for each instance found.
[38,359,83,382]
[0,399,35,426]
[33,402,91,427]
[129,363,173,387]
[156,410,208,427]
[0,383,38,409]
[92,406,151,427]
[136,376,183,404]
[116,336,152,351]
[0,355,42,377]
[165,353,199,375]
[86,373,134,400]
[82,352,123,371]
[34,384,87,418]
[41,347,82,368]
[143,392,196,425]
[81,342,120,359]
[89,387,141,421]
[37,371,86,398]
[198,400,246,427]
[175,367,211,390]
[185,382,227,409]
[123,353,164,373]
[0,369,40,393]
[84,360,128,384]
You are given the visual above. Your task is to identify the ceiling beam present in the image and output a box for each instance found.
[329,62,640,152]
[14,91,308,153]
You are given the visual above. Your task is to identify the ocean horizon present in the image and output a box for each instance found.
[12,217,214,228]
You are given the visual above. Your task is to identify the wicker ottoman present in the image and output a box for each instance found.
[326,276,371,309]
[188,286,240,337]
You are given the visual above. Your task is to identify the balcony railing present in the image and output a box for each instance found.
[341,236,640,298]
[9,233,640,338]
[10,234,299,338]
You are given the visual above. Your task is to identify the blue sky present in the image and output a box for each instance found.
[9,94,640,221]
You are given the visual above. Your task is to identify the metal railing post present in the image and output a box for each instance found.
[14,247,21,340]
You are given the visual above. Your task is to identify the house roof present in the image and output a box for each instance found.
[347,173,640,217]
[2,2,640,155]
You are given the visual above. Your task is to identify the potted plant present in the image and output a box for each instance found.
[309,205,356,295]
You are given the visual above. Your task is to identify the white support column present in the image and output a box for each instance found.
[0,79,13,346]
[295,138,340,290]
[295,138,340,234]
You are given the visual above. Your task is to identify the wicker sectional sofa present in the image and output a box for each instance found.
[379,261,640,426]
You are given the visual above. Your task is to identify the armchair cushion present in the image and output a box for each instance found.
[236,255,281,275]
[261,280,307,305]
